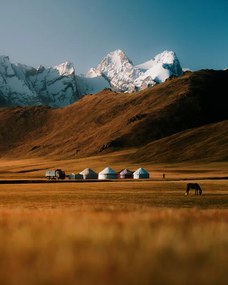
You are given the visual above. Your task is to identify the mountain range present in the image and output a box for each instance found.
[0,69,227,163]
[0,50,182,107]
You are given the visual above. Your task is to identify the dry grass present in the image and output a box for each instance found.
[0,68,228,284]
[0,155,227,180]
[0,179,227,285]
[132,120,228,163]
[1,70,228,162]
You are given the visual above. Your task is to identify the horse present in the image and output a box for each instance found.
[185,183,202,195]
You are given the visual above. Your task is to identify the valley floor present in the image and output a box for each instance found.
[0,176,227,285]
[0,151,228,180]
[0,155,227,285]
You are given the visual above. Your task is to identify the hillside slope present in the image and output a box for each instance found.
[0,70,227,162]
[131,120,228,163]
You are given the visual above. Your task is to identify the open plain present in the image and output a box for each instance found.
[0,157,227,285]
[0,69,228,284]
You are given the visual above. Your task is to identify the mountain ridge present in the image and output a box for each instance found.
[88,50,182,92]
[0,50,182,107]
[0,69,227,163]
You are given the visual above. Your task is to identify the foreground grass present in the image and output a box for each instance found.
[0,181,227,285]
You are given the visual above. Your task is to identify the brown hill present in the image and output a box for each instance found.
[0,69,227,162]
[131,120,228,163]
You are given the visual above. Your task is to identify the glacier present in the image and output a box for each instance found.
[0,50,183,107]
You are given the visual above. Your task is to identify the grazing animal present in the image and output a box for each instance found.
[185,183,202,195]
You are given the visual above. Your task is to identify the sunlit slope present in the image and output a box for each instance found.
[0,70,227,162]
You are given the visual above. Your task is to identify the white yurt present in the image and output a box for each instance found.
[98,167,117,180]
[119,169,134,179]
[80,168,98,179]
[133,168,150,179]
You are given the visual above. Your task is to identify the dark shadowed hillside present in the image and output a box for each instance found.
[0,70,227,162]
[131,120,228,163]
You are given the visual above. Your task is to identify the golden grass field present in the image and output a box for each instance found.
[0,155,227,285]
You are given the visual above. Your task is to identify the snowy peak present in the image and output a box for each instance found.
[54,61,75,76]
[152,50,183,76]
[28,62,79,107]
[0,49,183,107]
[136,50,183,80]
[86,49,133,79]
[86,67,101,78]
[99,49,133,71]
[91,49,140,92]
[0,55,41,106]
[0,56,80,107]
[87,49,183,92]
[137,50,178,70]
[134,50,183,86]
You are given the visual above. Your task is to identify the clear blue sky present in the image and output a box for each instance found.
[0,0,227,73]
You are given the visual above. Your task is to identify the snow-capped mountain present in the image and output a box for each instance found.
[0,56,40,106]
[0,57,80,107]
[135,50,183,86]
[0,49,183,107]
[87,49,141,92]
[87,50,183,92]
[28,62,80,107]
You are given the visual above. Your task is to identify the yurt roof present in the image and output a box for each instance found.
[133,168,149,175]
[119,169,133,175]
[80,168,97,175]
[99,167,117,175]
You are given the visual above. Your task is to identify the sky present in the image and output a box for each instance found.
[0,0,228,73]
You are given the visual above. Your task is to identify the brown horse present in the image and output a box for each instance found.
[185,183,202,195]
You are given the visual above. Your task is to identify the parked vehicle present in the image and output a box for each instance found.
[45,169,66,180]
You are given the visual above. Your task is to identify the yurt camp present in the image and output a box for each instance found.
[119,169,134,179]
[98,167,117,180]
[133,168,150,179]
[80,168,98,179]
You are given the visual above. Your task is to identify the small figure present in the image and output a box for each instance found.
[162,173,165,179]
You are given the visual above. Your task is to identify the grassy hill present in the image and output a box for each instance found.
[131,120,228,163]
[0,69,227,163]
